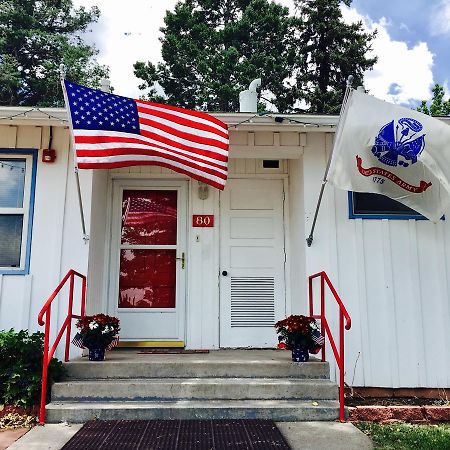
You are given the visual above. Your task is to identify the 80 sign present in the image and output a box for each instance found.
[192,215,214,227]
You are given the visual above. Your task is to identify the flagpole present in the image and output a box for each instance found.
[59,64,89,244]
[306,75,354,247]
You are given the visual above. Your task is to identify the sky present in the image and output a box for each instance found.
[72,0,450,108]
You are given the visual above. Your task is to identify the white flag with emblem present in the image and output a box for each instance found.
[328,90,450,221]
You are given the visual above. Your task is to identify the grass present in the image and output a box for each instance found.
[356,422,450,450]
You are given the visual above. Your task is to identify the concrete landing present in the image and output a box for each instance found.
[8,422,373,450]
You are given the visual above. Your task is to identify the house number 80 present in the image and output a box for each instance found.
[192,215,214,227]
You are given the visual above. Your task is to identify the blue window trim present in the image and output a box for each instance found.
[347,192,428,220]
[0,149,38,275]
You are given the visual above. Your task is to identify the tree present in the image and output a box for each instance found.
[417,84,450,116]
[293,0,376,114]
[0,0,108,106]
[134,0,297,112]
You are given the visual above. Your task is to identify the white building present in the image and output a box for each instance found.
[0,106,449,389]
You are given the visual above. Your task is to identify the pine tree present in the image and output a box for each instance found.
[0,0,108,106]
[293,0,376,113]
[134,0,297,112]
[417,84,450,116]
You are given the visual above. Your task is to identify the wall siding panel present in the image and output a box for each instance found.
[306,132,450,388]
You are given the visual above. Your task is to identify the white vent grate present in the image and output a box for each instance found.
[230,277,275,327]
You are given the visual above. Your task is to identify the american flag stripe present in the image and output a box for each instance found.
[139,117,228,148]
[136,100,228,132]
[76,146,228,172]
[77,152,227,179]
[137,106,229,141]
[74,130,229,159]
[65,81,229,189]
[77,157,227,189]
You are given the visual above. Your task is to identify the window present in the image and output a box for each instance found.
[0,151,37,274]
[348,192,425,220]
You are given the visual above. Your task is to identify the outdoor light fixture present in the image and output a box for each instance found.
[198,182,209,200]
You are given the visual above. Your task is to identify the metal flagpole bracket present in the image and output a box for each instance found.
[306,75,354,247]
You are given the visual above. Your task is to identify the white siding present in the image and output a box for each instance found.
[0,125,91,358]
[303,132,450,388]
[1,119,448,388]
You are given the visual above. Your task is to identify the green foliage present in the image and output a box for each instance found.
[135,0,376,114]
[0,0,108,106]
[356,422,450,450]
[417,84,450,116]
[293,0,377,113]
[0,329,65,408]
[134,0,297,112]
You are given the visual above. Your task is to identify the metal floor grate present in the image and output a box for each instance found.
[61,419,291,450]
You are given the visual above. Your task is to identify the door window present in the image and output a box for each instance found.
[118,190,178,309]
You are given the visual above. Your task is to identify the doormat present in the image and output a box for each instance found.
[138,349,210,354]
[61,419,291,450]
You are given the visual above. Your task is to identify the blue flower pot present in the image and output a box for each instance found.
[291,346,309,362]
[88,347,105,361]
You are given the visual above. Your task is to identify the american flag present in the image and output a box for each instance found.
[71,332,85,349]
[123,196,176,226]
[64,80,229,189]
[71,332,120,351]
[311,329,325,346]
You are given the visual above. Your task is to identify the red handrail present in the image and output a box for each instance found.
[309,271,351,422]
[37,269,86,425]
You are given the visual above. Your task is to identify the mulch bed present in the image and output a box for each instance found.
[61,419,290,450]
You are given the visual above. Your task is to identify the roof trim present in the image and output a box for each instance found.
[0,106,448,129]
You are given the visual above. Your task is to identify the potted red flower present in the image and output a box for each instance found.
[75,314,120,361]
[275,315,324,362]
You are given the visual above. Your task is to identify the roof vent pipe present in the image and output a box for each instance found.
[239,78,261,113]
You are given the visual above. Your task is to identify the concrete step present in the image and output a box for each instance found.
[45,399,342,423]
[51,378,338,402]
[64,359,330,380]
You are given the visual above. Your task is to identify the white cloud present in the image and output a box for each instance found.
[341,6,434,105]
[72,0,178,98]
[430,0,450,36]
[70,1,435,106]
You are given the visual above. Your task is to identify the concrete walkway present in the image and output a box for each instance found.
[8,421,373,450]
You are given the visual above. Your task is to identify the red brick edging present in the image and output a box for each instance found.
[349,405,450,423]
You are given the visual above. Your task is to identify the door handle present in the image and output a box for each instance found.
[176,252,185,269]
[222,270,228,276]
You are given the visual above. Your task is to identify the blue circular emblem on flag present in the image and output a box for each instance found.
[371,117,426,168]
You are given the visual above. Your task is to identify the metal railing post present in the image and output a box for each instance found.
[320,274,326,363]
[339,311,345,422]
[39,308,51,425]
[64,273,75,362]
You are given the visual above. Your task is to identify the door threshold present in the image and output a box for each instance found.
[117,340,185,348]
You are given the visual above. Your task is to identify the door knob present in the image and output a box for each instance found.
[222,270,228,276]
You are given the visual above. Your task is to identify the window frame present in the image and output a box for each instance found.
[0,149,38,275]
[348,192,427,220]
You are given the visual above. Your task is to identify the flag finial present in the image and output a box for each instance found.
[59,64,66,81]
